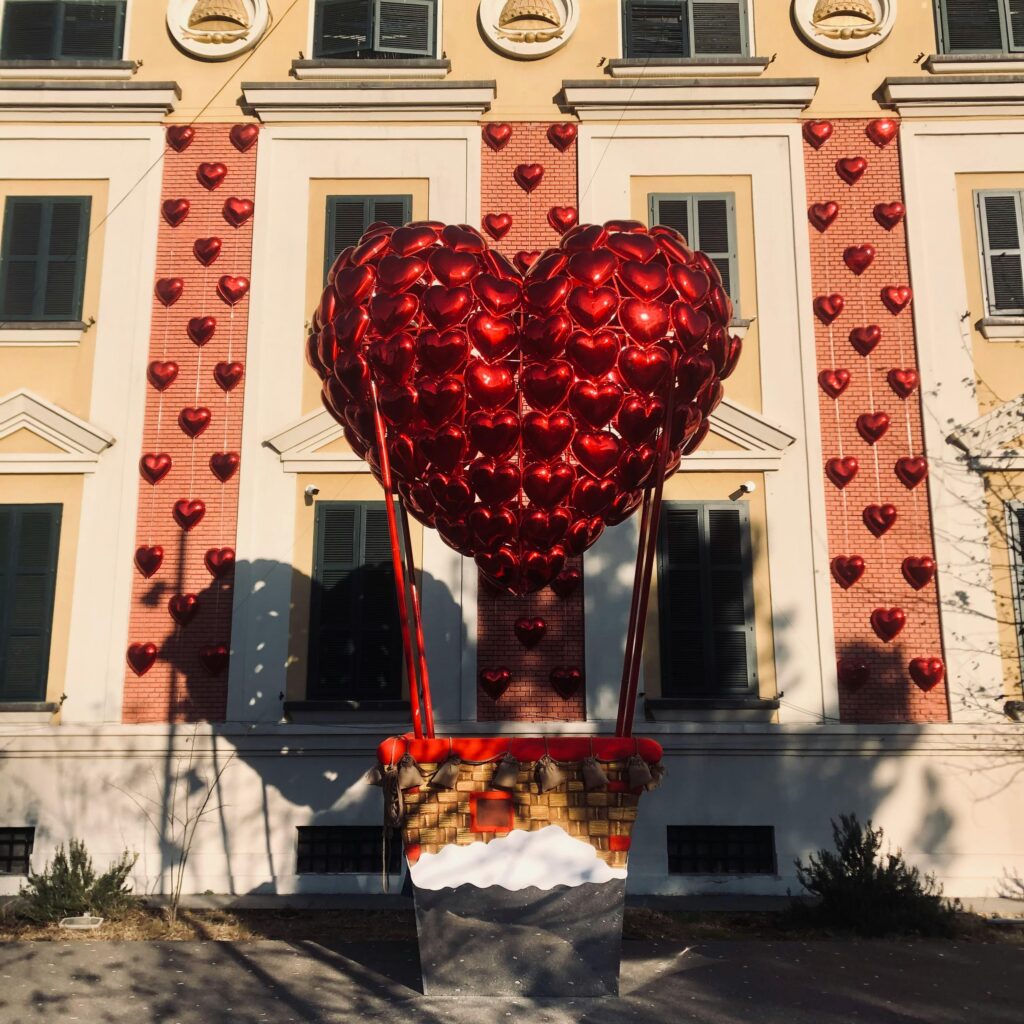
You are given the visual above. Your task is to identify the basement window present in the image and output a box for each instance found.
[667,825,775,874]
[296,825,400,874]
[0,826,34,875]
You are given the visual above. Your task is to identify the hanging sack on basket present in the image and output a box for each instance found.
[535,753,565,793]
[492,752,520,790]
[581,755,609,791]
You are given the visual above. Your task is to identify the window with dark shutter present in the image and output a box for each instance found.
[976,190,1024,315]
[308,502,402,701]
[0,196,90,323]
[0,505,61,703]
[313,0,436,58]
[622,0,747,58]
[1008,502,1024,677]
[649,192,739,312]
[938,0,1024,52]
[324,194,411,278]
[0,1,126,61]
[657,502,756,698]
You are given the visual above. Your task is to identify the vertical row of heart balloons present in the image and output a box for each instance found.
[125,123,257,682]
[805,118,944,695]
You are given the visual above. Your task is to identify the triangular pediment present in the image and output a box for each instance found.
[948,395,1024,470]
[265,398,795,474]
[0,390,114,473]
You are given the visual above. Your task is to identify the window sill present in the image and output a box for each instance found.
[0,701,58,724]
[607,57,768,79]
[978,316,1024,342]
[291,58,450,82]
[283,699,411,724]
[924,53,1024,76]
[729,318,752,340]
[0,59,137,82]
[0,321,88,346]
[645,697,779,723]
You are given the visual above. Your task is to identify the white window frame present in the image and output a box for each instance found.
[974,188,1024,316]
[305,0,444,60]
[617,0,756,60]
[0,0,135,63]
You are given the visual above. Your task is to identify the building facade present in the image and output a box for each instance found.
[1,0,1023,897]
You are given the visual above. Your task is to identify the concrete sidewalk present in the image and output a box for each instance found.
[0,938,1019,1023]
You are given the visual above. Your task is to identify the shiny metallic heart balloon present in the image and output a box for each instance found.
[308,220,739,595]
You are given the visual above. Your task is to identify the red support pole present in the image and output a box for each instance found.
[399,504,435,738]
[369,379,424,739]
[615,488,653,736]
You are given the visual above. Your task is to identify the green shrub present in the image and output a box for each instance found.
[791,814,959,937]
[18,839,138,923]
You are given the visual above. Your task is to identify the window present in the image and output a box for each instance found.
[0,505,61,702]
[936,0,1024,54]
[0,196,91,322]
[325,194,411,277]
[657,502,757,698]
[622,0,748,59]
[296,825,400,873]
[649,192,739,311]
[308,502,402,701]
[0,827,34,874]
[0,1,127,61]
[313,0,437,59]
[976,190,1024,315]
[667,826,775,874]
[1008,502,1024,674]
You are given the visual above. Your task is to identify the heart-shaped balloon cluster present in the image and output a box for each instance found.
[308,220,739,594]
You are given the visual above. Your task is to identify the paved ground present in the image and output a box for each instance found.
[0,938,1019,1023]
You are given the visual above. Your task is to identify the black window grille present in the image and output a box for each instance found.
[0,1,127,61]
[667,825,775,875]
[0,827,35,875]
[296,825,400,874]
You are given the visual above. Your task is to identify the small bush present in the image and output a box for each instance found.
[791,814,959,937]
[18,839,138,923]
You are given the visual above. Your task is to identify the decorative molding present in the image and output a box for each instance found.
[0,81,178,121]
[478,0,578,61]
[977,316,1024,342]
[606,58,769,79]
[291,58,451,81]
[0,60,138,81]
[240,80,496,122]
[166,0,270,62]
[0,321,88,345]
[947,394,1024,471]
[0,389,114,473]
[792,0,896,57]
[264,408,369,473]
[560,78,817,121]
[924,53,1024,75]
[881,75,1024,117]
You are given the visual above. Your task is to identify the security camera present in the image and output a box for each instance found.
[305,484,320,497]
[739,480,757,494]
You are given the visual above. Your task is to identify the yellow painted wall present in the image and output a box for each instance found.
[982,476,1024,699]
[0,181,109,420]
[641,469,777,704]
[286,471,422,699]
[0,475,84,711]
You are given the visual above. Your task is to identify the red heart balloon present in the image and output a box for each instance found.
[127,642,159,676]
[849,324,882,356]
[214,362,245,397]
[550,667,582,699]
[902,555,936,590]
[205,546,236,579]
[569,381,624,429]
[467,360,515,410]
[140,453,172,485]
[874,202,906,230]
[470,458,520,504]
[618,400,664,448]
[217,275,250,305]
[826,456,859,489]
[483,123,512,151]
[837,658,870,689]
[230,123,259,152]
[619,346,670,394]
[179,407,211,438]
[197,161,227,190]
[188,316,217,346]
[881,285,912,315]
[870,607,906,642]
[831,555,865,589]
[550,568,582,598]
[836,157,868,185]
[166,125,194,151]
[473,278,521,319]
[193,237,222,267]
[863,503,897,537]
[155,277,184,306]
[843,244,875,276]
[210,451,240,482]
[147,360,178,391]
[818,368,851,399]
[522,361,572,411]
[223,197,254,227]
[369,334,416,383]
[814,293,844,325]
[572,430,621,478]
[173,498,206,532]
[808,201,839,232]
[547,122,578,151]
[895,456,928,489]
[514,616,547,648]
[514,250,540,273]
[514,163,545,192]
[483,213,512,240]
[523,462,574,507]
[909,657,944,691]
[867,118,899,147]
[168,593,200,626]
[134,545,164,578]
[162,198,190,227]
[479,668,512,700]
[887,368,918,398]
[803,120,834,149]
[522,507,571,547]
[548,206,578,234]
[468,410,519,457]
[200,644,230,675]
[566,329,619,379]
[523,411,574,458]
[856,411,890,445]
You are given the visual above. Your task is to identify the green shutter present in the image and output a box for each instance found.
[623,1,689,58]
[0,196,90,323]
[0,2,58,59]
[308,502,401,701]
[324,194,411,278]
[650,192,738,313]
[0,505,61,703]
[940,0,1007,53]
[0,1,125,60]
[374,0,435,55]
[1010,0,1024,48]
[658,502,756,698]
[977,190,1024,314]
[60,1,125,60]
[691,1,746,56]
[315,0,373,57]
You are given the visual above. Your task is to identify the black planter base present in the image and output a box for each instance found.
[412,879,626,996]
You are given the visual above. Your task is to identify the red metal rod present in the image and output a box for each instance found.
[615,487,653,736]
[621,350,681,739]
[369,378,423,739]
[399,503,435,738]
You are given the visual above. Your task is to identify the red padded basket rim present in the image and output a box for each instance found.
[377,736,663,765]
